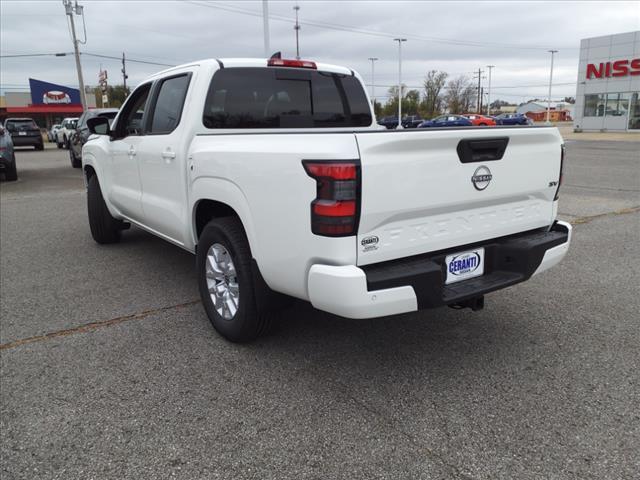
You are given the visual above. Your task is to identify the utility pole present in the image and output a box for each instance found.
[546,50,558,125]
[63,0,87,110]
[121,52,128,95]
[293,4,300,59]
[473,68,484,113]
[394,38,406,128]
[486,65,494,115]
[368,57,378,108]
[262,0,270,57]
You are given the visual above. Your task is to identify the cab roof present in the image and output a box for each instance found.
[147,58,353,80]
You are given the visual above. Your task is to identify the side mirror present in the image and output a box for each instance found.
[87,116,110,135]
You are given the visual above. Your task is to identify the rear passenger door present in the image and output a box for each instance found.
[136,72,192,244]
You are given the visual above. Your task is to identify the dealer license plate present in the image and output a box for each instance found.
[445,248,485,285]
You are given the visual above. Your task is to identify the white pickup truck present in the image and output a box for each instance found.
[83,57,571,342]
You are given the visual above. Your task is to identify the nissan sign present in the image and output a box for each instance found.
[586,58,640,79]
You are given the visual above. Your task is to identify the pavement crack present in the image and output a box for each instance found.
[0,300,201,352]
[568,206,640,225]
[564,183,640,193]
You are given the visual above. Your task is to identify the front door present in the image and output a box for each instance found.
[106,83,152,222]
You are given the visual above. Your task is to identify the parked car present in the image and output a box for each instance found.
[55,117,79,149]
[494,113,532,126]
[3,118,44,150]
[377,116,399,129]
[401,115,423,128]
[463,114,496,126]
[48,124,62,142]
[0,125,17,181]
[83,56,570,343]
[418,115,473,128]
[69,108,119,168]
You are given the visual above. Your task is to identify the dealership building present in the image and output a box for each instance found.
[573,31,640,132]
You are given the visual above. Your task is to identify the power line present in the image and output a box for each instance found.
[491,82,575,89]
[81,52,174,67]
[0,52,73,58]
[187,1,577,51]
[1,51,174,67]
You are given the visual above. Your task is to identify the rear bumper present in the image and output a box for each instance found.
[11,136,42,147]
[308,221,572,319]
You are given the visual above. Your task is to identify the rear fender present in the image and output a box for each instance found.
[190,177,257,258]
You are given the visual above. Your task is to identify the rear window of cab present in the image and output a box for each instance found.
[203,67,372,129]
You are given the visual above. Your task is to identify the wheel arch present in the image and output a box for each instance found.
[190,178,258,259]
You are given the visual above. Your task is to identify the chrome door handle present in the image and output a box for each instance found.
[128,146,136,157]
[162,149,176,161]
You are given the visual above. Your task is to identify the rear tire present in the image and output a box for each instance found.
[70,147,81,168]
[4,159,17,181]
[35,142,44,151]
[87,175,122,244]
[56,140,63,149]
[197,217,272,342]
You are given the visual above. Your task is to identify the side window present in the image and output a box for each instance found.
[149,74,191,134]
[77,112,88,128]
[115,84,151,138]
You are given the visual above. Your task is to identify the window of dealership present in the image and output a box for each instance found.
[582,92,640,129]
[573,31,640,132]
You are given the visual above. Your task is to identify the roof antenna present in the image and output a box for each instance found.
[270,51,282,59]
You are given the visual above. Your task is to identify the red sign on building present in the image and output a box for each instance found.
[586,58,640,79]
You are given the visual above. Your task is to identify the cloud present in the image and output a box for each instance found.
[1,0,639,103]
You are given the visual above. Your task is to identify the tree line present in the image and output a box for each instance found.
[375,70,478,119]
[374,70,577,119]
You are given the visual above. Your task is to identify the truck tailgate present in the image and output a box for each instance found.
[355,127,563,266]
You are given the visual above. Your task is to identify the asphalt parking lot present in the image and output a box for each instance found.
[1,140,639,479]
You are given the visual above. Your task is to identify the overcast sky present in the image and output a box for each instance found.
[1,0,639,104]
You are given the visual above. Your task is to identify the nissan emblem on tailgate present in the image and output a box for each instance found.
[472,166,492,191]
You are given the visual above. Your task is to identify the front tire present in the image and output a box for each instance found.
[197,217,271,342]
[4,160,17,181]
[87,175,122,244]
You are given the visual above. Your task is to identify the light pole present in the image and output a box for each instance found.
[293,4,300,59]
[262,0,270,57]
[121,52,128,94]
[394,38,406,128]
[486,65,494,115]
[368,57,378,108]
[546,50,558,125]
[63,0,87,110]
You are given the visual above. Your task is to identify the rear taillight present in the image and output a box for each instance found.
[303,160,360,237]
[268,58,317,69]
[554,144,565,201]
